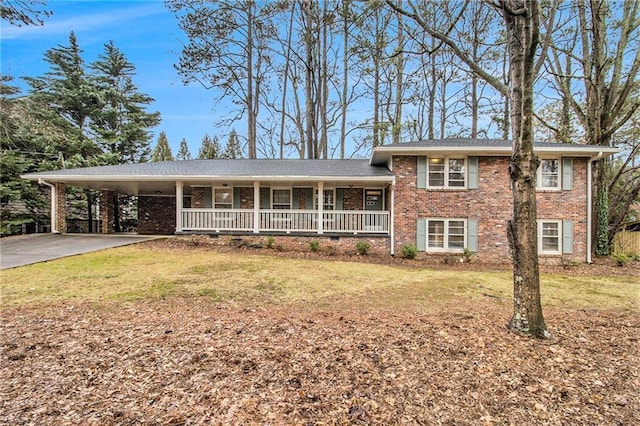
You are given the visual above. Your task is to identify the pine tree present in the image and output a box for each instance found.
[90,41,160,164]
[151,131,174,161]
[197,134,221,159]
[176,138,192,160]
[221,129,243,159]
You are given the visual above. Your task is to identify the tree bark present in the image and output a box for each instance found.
[502,0,550,338]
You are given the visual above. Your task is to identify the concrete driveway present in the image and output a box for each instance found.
[0,234,161,269]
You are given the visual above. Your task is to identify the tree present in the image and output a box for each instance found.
[1,0,51,26]
[197,134,220,159]
[167,0,277,159]
[90,41,160,164]
[221,129,243,159]
[151,131,174,161]
[176,138,192,160]
[388,0,552,338]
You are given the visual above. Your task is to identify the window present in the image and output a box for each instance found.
[427,157,466,188]
[427,219,466,251]
[538,220,561,254]
[214,188,232,209]
[537,159,559,189]
[322,189,334,210]
[272,189,291,209]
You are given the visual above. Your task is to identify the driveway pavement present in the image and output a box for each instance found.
[0,234,161,269]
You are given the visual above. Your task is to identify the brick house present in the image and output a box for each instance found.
[23,139,617,263]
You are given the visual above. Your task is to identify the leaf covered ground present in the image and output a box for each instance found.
[2,301,638,425]
[1,240,638,425]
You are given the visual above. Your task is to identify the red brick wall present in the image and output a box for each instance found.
[138,196,176,235]
[342,188,364,210]
[238,187,254,209]
[392,156,588,262]
[100,190,115,234]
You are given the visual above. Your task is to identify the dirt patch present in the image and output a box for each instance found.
[1,300,638,424]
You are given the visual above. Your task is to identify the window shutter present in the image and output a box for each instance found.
[562,157,573,190]
[416,218,427,251]
[417,156,427,189]
[336,188,344,210]
[292,188,300,209]
[562,220,573,254]
[468,156,478,189]
[305,188,314,209]
[260,187,270,209]
[204,187,213,209]
[233,187,241,209]
[467,219,478,252]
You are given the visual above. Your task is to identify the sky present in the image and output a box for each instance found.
[1,0,217,156]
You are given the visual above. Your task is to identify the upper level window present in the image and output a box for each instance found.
[272,189,291,209]
[428,157,466,188]
[537,159,559,189]
[214,188,232,209]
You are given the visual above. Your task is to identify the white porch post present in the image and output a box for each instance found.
[390,182,395,256]
[175,181,183,233]
[253,181,260,233]
[317,181,324,235]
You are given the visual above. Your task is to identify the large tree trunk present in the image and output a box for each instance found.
[503,0,550,338]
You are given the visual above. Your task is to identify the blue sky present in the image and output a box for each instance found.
[1,0,215,156]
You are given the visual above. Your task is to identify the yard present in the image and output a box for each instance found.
[1,239,638,424]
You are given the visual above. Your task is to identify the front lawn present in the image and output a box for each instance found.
[1,243,638,424]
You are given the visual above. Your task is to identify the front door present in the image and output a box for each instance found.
[364,189,384,211]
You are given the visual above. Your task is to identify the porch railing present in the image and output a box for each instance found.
[181,209,389,234]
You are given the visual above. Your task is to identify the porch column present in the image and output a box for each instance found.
[175,181,183,233]
[253,181,260,233]
[317,181,324,235]
[390,183,395,256]
[55,183,67,234]
[100,190,115,234]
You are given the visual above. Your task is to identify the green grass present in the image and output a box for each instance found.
[1,245,637,311]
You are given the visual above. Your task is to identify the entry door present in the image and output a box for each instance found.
[364,189,384,211]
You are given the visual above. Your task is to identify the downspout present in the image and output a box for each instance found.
[38,179,59,234]
[390,181,395,256]
[586,151,603,264]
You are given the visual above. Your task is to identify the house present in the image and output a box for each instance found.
[22,139,618,263]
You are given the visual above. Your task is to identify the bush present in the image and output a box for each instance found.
[612,253,631,267]
[310,241,320,252]
[402,244,418,259]
[265,236,275,249]
[356,241,371,255]
[462,248,475,263]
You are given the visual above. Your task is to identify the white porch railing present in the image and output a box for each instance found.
[181,209,389,234]
[182,209,254,231]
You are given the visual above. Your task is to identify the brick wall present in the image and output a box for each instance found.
[55,183,67,233]
[342,188,364,210]
[99,190,115,234]
[392,156,589,263]
[138,196,176,235]
[238,187,254,209]
[191,187,205,208]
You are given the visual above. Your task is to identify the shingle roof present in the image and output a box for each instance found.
[24,159,393,179]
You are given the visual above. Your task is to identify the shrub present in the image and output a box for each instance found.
[612,253,631,267]
[462,248,475,263]
[402,244,418,259]
[310,241,320,252]
[356,241,371,255]
[265,236,275,249]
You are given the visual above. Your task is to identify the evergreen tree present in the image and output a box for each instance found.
[151,131,174,161]
[176,138,192,160]
[197,134,221,159]
[90,41,160,164]
[221,129,243,159]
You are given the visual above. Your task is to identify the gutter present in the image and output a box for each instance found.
[38,179,59,234]
[586,151,604,263]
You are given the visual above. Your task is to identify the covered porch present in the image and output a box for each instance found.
[176,181,391,235]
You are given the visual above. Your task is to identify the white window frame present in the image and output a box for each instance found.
[538,220,562,254]
[271,188,292,210]
[213,187,233,209]
[537,158,561,190]
[426,218,467,252]
[427,157,467,189]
